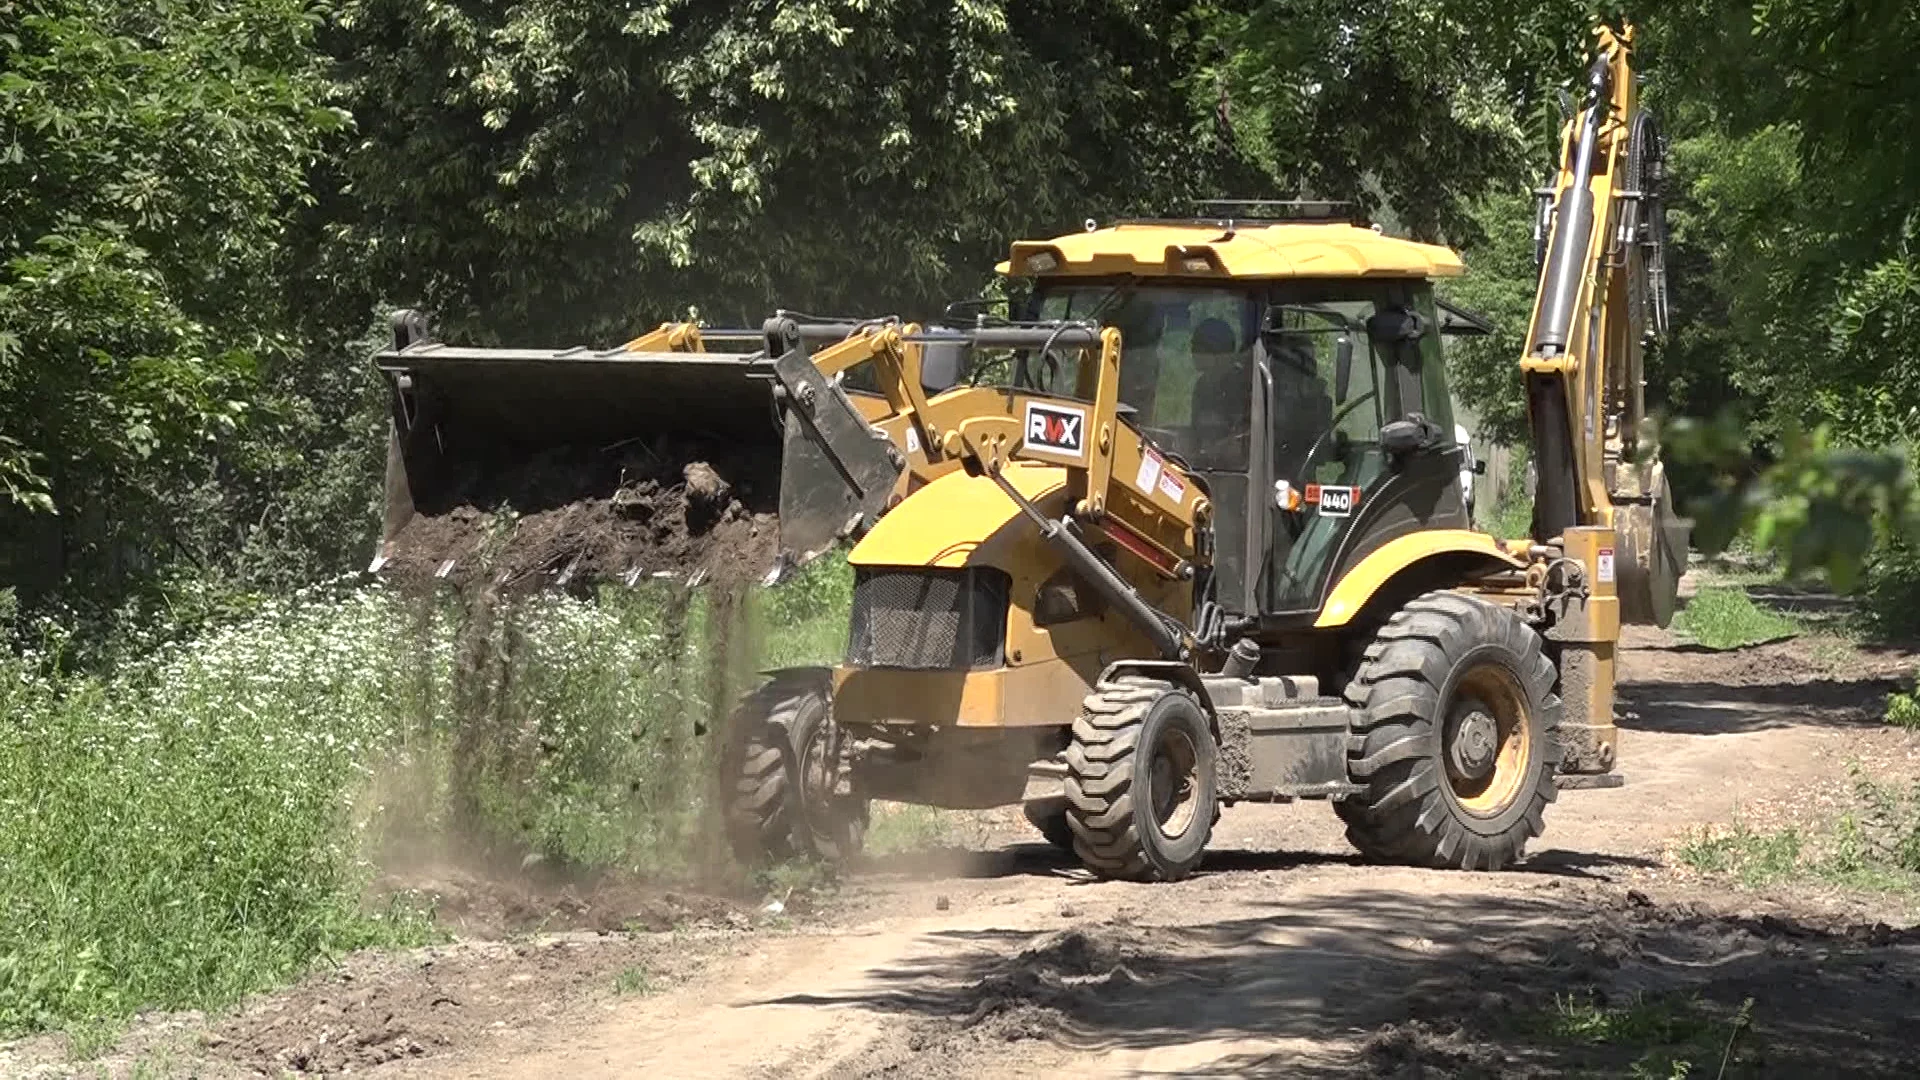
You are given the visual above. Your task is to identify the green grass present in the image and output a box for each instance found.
[1675,767,1920,899]
[1674,822,1809,886]
[0,559,858,1042]
[865,803,958,856]
[612,965,652,996]
[1523,991,1751,1080]
[1670,586,1800,649]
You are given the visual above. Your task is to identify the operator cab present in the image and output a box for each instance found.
[1010,211,1474,629]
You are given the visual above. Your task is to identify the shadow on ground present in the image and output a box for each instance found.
[765,887,1920,1078]
[1619,676,1900,735]
[861,844,1660,888]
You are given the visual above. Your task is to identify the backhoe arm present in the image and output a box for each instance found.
[1519,22,1684,626]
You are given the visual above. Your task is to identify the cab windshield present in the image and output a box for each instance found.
[1033,283,1260,471]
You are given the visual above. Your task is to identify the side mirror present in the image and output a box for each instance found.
[1334,336,1354,401]
[1381,416,1440,457]
[1365,307,1426,344]
[919,339,969,394]
[1473,459,1488,476]
[1381,420,1425,455]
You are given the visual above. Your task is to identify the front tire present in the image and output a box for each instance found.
[723,669,869,866]
[1336,591,1560,870]
[1064,677,1217,882]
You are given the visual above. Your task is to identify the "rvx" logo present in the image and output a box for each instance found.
[1022,401,1087,459]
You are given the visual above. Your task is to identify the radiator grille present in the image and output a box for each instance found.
[846,567,1009,670]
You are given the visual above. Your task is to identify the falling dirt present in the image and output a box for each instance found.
[378,436,781,591]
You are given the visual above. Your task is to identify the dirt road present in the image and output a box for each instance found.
[30,622,1920,1078]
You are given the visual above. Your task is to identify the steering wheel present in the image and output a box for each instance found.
[1294,389,1377,488]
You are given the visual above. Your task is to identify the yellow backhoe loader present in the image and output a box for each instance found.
[373,25,1685,880]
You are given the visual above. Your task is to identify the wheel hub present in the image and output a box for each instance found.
[1448,706,1499,780]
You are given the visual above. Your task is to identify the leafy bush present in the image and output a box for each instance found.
[0,573,854,1035]
[1858,539,1920,640]
[1886,679,1920,731]
[0,589,432,1033]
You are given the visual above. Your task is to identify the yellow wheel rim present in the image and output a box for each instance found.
[1443,663,1533,817]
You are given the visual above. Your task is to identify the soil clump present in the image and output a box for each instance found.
[379,434,781,591]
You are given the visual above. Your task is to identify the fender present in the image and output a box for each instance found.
[1314,530,1525,628]
[702,666,832,736]
[1097,659,1215,718]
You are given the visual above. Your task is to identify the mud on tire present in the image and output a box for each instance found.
[723,668,868,865]
[1064,676,1217,882]
[1335,591,1561,870]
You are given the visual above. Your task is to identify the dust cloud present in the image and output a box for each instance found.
[362,448,783,930]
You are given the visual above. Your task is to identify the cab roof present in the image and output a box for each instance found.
[996,220,1466,281]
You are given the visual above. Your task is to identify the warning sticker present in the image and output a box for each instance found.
[1021,401,1087,460]
[1317,485,1357,517]
[1157,468,1187,504]
[1135,451,1163,493]
[1597,547,1616,584]
[904,424,921,455]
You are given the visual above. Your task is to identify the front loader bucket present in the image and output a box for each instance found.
[372,312,907,590]
[374,314,788,587]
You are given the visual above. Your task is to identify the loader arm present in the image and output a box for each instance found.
[1520,23,1686,626]
[767,316,1209,584]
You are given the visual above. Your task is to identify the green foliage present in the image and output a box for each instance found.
[1675,821,1807,885]
[320,0,1216,341]
[1885,681,1920,731]
[1676,767,1920,895]
[1476,446,1535,539]
[1441,192,1539,445]
[1670,586,1799,650]
[0,569,856,1034]
[756,556,853,670]
[1201,1,1600,243]
[0,0,342,594]
[1647,5,1920,603]
[1521,988,1751,1080]
[0,590,436,1034]
[1541,990,1715,1049]
[1664,416,1918,592]
[1852,539,1920,639]
[611,966,652,996]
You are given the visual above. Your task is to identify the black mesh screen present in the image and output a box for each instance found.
[847,567,1010,670]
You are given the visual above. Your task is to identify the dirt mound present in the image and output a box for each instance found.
[956,927,1164,1035]
[372,866,743,939]
[380,435,781,590]
[205,928,747,1076]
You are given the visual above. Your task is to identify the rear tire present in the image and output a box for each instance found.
[1336,591,1560,870]
[723,669,868,866]
[1064,677,1217,882]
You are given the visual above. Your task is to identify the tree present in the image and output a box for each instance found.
[0,0,342,601]
[1200,1,1604,244]
[314,0,1218,343]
